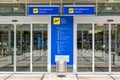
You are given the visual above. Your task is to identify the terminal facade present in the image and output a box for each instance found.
[0,0,120,74]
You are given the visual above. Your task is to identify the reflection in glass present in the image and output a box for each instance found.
[0,24,14,71]
[97,3,120,16]
[95,24,109,72]
[77,24,92,72]
[0,3,25,16]
[32,24,48,72]
[16,24,30,72]
[111,24,120,72]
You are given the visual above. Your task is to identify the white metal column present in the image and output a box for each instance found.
[25,0,28,16]
[60,0,63,16]
[74,17,77,73]
[50,0,51,5]
[92,22,95,72]
[30,23,33,72]
[73,0,75,5]
[96,0,98,16]
[109,23,111,73]
[14,23,16,73]
[48,18,51,73]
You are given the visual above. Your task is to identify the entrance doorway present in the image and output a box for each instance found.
[77,23,92,72]
[76,22,120,74]
[0,22,49,73]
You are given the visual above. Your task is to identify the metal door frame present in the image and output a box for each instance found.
[75,22,120,74]
[31,22,50,74]
[75,22,94,74]
[0,22,50,74]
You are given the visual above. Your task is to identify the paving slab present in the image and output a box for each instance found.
[0,74,11,80]
[110,75,120,80]
[44,74,62,80]
[77,75,113,80]
[6,74,43,80]
[61,75,77,80]
[0,74,120,80]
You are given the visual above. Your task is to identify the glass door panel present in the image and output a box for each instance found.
[32,24,48,72]
[16,24,30,72]
[111,24,120,72]
[0,24,14,71]
[94,23,109,72]
[77,24,92,72]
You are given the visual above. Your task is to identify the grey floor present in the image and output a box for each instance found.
[0,74,119,80]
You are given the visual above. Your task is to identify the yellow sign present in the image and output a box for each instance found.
[33,8,38,14]
[69,8,74,14]
[53,18,60,25]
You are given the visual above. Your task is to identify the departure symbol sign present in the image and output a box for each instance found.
[69,8,74,14]
[53,18,60,25]
[64,5,95,15]
[33,8,38,14]
[28,5,59,15]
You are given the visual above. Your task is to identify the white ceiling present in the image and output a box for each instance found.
[0,0,120,3]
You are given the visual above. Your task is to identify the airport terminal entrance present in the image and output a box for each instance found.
[1,17,120,74]
[77,22,120,73]
[0,22,48,73]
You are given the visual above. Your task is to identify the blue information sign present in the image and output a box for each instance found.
[28,5,59,15]
[64,5,94,15]
[51,16,73,66]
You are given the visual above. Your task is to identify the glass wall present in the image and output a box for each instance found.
[32,24,48,72]
[77,23,111,72]
[111,24,120,72]
[0,3,25,16]
[0,24,14,71]
[1,22,120,73]
[77,24,92,72]
[0,23,48,73]
[0,1,120,16]
[94,23,109,72]
[16,24,30,72]
[97,3,120,16]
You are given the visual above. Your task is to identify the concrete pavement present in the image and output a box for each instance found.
[0,74,119,80]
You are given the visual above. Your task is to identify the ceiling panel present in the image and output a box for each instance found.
[27,0,49,3]
[0,0,120,3]
[0,0,12,2]
[76,0,96,3]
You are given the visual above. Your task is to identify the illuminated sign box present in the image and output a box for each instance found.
[28,5,59,15]
[64,5,95,15]
[51,16,73,66]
